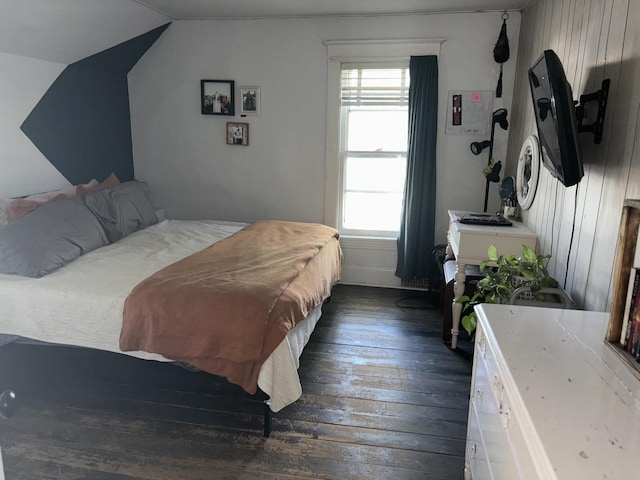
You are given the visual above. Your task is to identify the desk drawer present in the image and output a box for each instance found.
[447,212,537,265]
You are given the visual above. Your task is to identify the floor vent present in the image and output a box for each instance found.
[400,277,432,290]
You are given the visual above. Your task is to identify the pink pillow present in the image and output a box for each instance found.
[76,173,120,197]
[0,198,11,227]
[8,194,68,221]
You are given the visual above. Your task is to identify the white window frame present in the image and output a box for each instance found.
[323,39,443,238]
[336,68,409,238]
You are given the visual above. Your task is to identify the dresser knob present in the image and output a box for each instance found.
[478,335,486,354]
[501,407,511,428]
[475,389,483,402]
[492,374,502,393]
[468,443,477,459]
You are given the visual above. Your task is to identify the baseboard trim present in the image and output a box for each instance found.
[340,264,403,288]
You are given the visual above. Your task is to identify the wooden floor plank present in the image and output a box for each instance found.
[0,404,459,475]
[0,284,473,479]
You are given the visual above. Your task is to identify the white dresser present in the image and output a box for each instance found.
[466,304,640,479]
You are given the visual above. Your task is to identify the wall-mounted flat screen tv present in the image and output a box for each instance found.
[528,49,583,187]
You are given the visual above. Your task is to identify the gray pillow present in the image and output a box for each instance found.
[0,197,109,277]
[82,180,158,243]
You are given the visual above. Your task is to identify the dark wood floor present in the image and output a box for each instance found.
[0,285,473,479]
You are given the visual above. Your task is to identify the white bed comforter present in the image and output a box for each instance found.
[0,219,321,412]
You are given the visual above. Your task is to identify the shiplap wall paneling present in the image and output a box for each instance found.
[623,1,640,200]
[618,0,640,198]
[584,0,634,311]
[552,0,595,305]
[565,0,613,306]
[510,0,637,312]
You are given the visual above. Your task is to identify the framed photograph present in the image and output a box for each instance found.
[201,79,235,115]
[239,86,261,115]
[226,122,249,146]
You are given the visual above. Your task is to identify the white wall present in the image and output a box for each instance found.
[0,52,67,198]
[129,12,521,247]
[0,0,169,198]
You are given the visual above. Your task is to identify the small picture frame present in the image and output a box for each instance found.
[239,86,261,116]
[201,79,235,115]
[226,122,249,146]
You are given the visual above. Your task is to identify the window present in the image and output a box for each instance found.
[323,39,441,240]
[339,65,409,236]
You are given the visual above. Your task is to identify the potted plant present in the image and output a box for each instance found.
[457,244,562,336]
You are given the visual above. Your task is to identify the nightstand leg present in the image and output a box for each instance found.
[451,262,467,349]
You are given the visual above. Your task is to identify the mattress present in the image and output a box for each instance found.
[0,219,324,412]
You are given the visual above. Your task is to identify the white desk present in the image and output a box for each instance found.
[466,304,640,479]
[446,210,537,349]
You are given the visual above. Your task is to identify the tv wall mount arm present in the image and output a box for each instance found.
[575,78,610,144]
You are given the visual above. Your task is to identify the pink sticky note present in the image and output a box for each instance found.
[470,91,482,103]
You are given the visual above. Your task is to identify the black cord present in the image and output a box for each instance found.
[395,295,438,309]
[564,184,580,289]
[550,179,559,262]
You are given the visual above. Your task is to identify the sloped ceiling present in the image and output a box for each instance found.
[0,0,170,64]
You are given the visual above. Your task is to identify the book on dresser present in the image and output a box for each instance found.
[597,200,640,374]
[621,268,640,348]
[618,222,640,353]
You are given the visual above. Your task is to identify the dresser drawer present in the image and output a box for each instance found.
[466,399,492,480]
[473,348,522,479]
[475,333,505,428]
[478,318,538,478]
[498,387,538,478]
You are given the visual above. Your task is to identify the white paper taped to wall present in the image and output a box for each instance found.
[445,90,493,135]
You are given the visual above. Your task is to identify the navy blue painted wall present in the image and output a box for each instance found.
[21,23,170,185]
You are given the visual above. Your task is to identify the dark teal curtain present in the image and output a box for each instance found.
[395,55,438,280]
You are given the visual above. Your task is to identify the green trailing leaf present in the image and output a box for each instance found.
[455,243,561,337]
[456,295,471,303]
[520,269,537,281]
[522,244,537,262]
[461,313,477,336]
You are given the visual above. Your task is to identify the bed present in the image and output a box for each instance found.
[0,179,343,435]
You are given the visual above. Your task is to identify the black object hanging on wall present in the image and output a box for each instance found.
[470,108,509,212]
[493,12,510,98]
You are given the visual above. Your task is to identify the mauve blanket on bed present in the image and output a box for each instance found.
[119,220,342,393]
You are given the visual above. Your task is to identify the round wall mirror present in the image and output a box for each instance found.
[516,134,540,210]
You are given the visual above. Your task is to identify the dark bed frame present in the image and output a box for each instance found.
[0,350,274,436]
